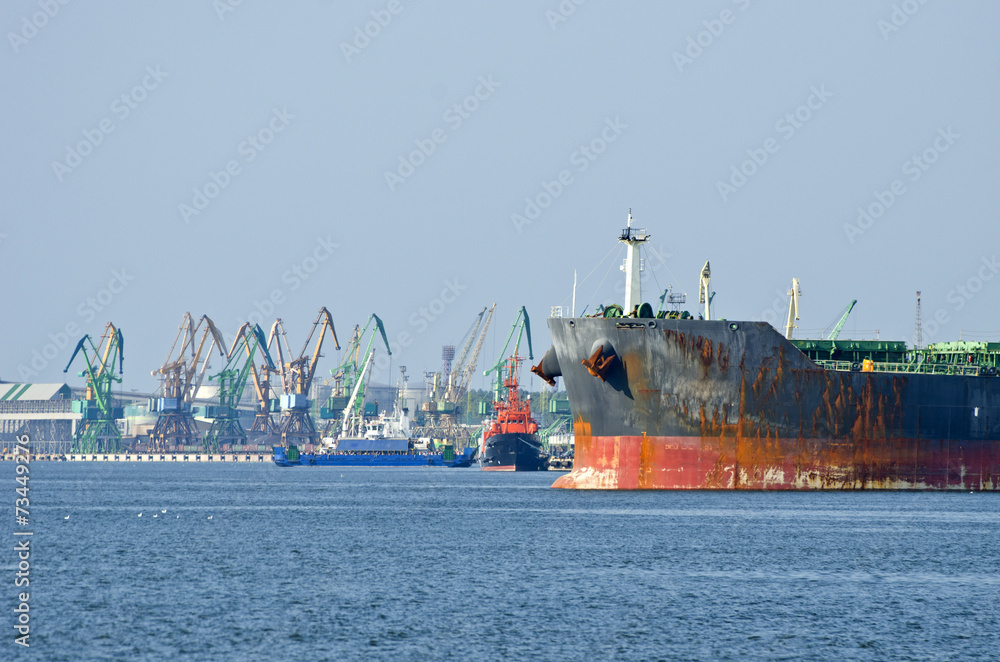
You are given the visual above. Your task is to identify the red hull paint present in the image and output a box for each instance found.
[551,433,1000,490]
[482,465,516,472]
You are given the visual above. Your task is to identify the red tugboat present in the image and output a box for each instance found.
[479,308,549,471]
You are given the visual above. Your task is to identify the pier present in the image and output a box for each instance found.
[1,453,271,462]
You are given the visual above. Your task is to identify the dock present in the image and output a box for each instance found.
[1,453,271,462]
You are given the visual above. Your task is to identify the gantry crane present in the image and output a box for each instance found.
[63,322,124,454]
[149,313,226,452]
[203,323,276,453]
[276,307,340,448]
[320,314,389,435]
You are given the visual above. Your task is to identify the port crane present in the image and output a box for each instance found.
[63,322,125,454]
[413,305,496,450]
[150,313,226,452]
[483,306,534,407]
[203,323,276,453]
[320,314,390,436]
[246,319,290,435]
[443,304,495,405]
[276,307,340,448]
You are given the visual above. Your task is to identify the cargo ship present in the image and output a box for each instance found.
[531,212,1000,490]
[273,403,444,467]
[480,354,548,471]
[272,442,443,467]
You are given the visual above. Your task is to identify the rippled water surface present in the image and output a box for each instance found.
[5,463,999,661]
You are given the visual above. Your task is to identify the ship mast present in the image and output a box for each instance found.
[503,355,522,407]
[571,269,577,317]
[698,261,713,320]
[619,209,649,314]
[785,278,801,339]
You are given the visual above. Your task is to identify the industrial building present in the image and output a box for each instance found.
[0,383,75,454]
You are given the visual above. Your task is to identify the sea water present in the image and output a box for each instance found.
[5,463,999,661]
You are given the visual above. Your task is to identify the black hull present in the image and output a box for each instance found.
[480,432,547,471]
[544,317,1000,489]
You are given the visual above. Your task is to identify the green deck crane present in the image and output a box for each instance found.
[203,323,276,453]
[827,300,857,341]
[63,323,125,454]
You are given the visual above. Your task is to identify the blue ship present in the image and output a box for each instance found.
[273,438,445,467]
[272,440,477,467]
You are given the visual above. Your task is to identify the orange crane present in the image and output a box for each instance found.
[276,307,340,448]
[254,318,293,435]
[149,313,225,452]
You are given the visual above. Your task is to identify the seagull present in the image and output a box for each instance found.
[153,514,158,518]
[64,515,70,520]
[176,515,179,519]
[161,509,167,514]
[207,515,213,520]
[138,512,143,517]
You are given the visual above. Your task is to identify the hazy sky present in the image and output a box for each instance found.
[3,1,998,393]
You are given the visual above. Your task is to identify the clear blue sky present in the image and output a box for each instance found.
[2,1,998,392]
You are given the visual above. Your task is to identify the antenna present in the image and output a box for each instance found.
[914,291,922,349]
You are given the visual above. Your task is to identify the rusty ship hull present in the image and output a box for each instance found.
[542,317,1000,490]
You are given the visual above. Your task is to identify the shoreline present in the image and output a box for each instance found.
[0,453,272,463]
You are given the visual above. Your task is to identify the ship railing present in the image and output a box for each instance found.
[815,360,983,376]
